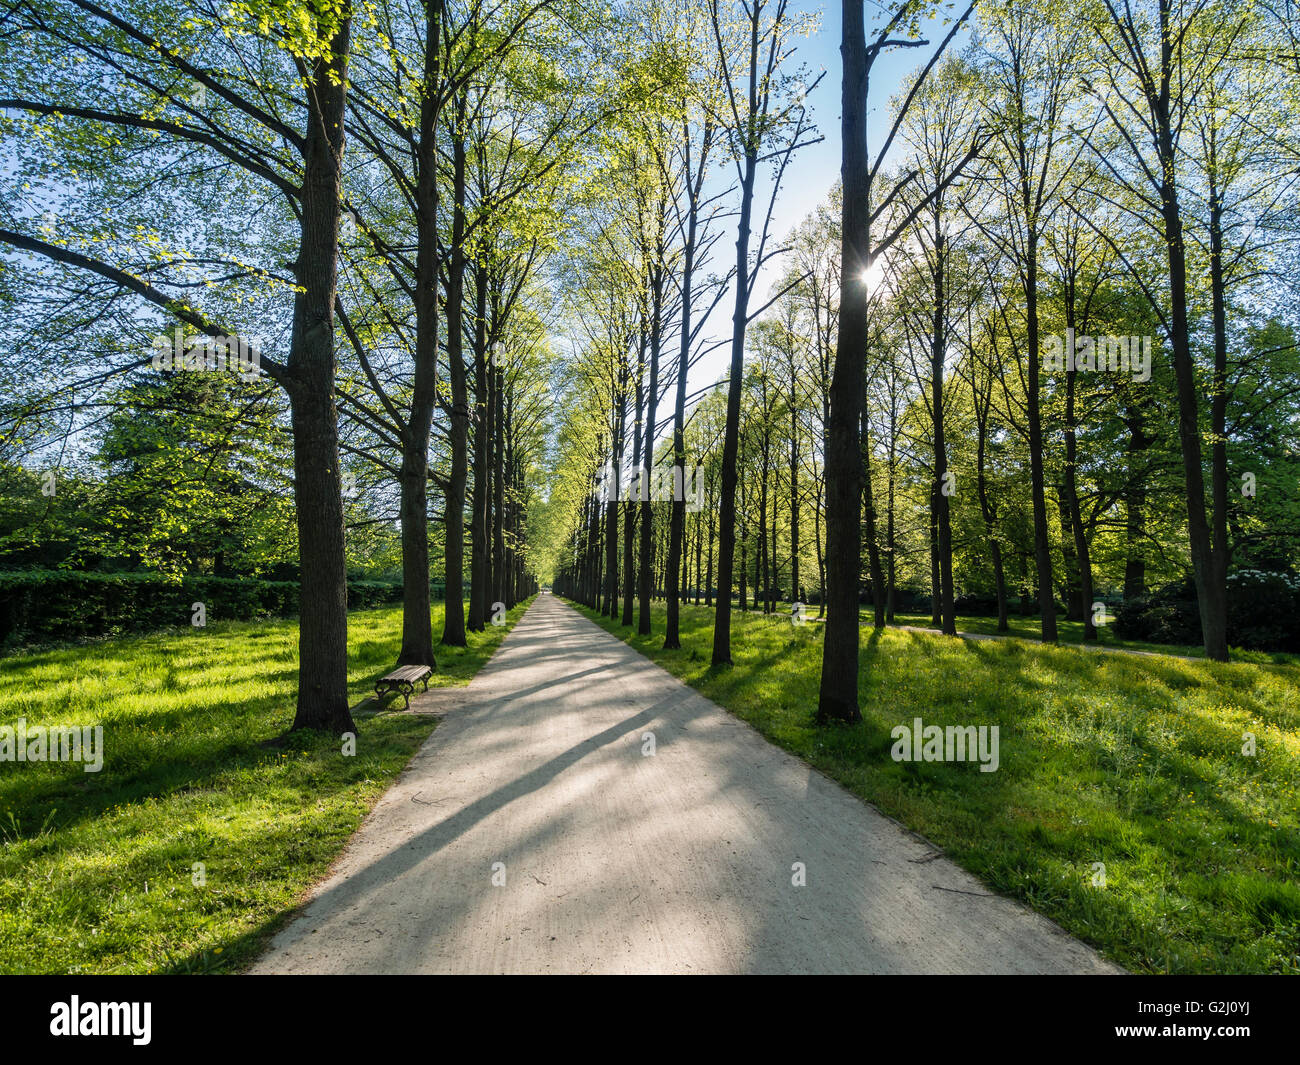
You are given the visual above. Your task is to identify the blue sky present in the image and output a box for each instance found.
[687,0,975,389]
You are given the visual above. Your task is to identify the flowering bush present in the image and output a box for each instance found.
[1114,571,1300,652]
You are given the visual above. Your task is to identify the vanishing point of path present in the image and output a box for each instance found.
[251,594,1120,975]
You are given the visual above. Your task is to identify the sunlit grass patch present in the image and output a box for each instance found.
[886,610,1300,664]
[0,598,531,974]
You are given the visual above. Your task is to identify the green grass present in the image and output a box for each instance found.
[572,598,1300,974]
[0,598,531,974]
[883,610,1298,663]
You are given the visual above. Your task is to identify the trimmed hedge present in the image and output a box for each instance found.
[1113,571,1300,653]
[0,571,404,649]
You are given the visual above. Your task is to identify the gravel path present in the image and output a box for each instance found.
[250,594,1120,974]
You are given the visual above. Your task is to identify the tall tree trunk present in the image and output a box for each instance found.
[710,148,757,663]
[666,119,705,648]
[1206,129,1231,651]
[1160,91,1227,658]
[502,397,513,610]
[813,469,826,618]
[764,465,774,608]
[288,18,354,734]
[759,424,770,614]
[485,350,497,613]
[396,5,441,668]
[789,367,800,605]
[974,391,1008,631]
[1124,485,1146,598]
[622,332,645,627]
[930,240,956,636]
[694,509,703,605]
[738,534,748,613]
[1122,397,1150,599]
[493,360,507,614]
[589,443,603,608]
[705,496,715,607]
[604,400,623,617]
[861,406,886,628]
[638,253,664,637]
[1105,0,1227,658]
[440,102,469,647]
[1058,494,1082,621]
[1025,227,1057,643]
[817,0,867,722]
[886,419,898,621]
[929,499,941,627]
[467,260,490,633]
[1062,355,1095,638]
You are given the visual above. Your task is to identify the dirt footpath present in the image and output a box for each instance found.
[250,594,1121,975]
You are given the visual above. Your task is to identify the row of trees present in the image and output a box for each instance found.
[3,0,1296,731]
[0,0,614,730]
[547,0,1299,722]
[547,0,821,653]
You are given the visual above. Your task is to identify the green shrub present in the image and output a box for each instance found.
[0,571,405,649]
[1114,579,1203,645]
[1226,570,1300,652]
[1114,571,1300,652]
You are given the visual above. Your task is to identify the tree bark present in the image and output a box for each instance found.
[666,118,705,648]
[623,330,646,626]
[930,234,956,636]
[1025,226,1058,642]
[861,404,886,628]
[439,99,470,647]
[288,17,354,733]
[467,260,490,633]
[493,359,507,614]
[638,238,665,636]
[817,0,867,723]
[710,149,756,662]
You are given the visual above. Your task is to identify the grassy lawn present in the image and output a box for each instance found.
[571,598,1300,974]
[882,610,1297,663]
[0,598,531,975]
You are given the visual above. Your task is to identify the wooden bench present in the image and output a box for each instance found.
[374,663,434,710]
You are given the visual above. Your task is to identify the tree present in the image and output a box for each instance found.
[818,0,979,723]
[0,0,360,731]
[707,0,816,666]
